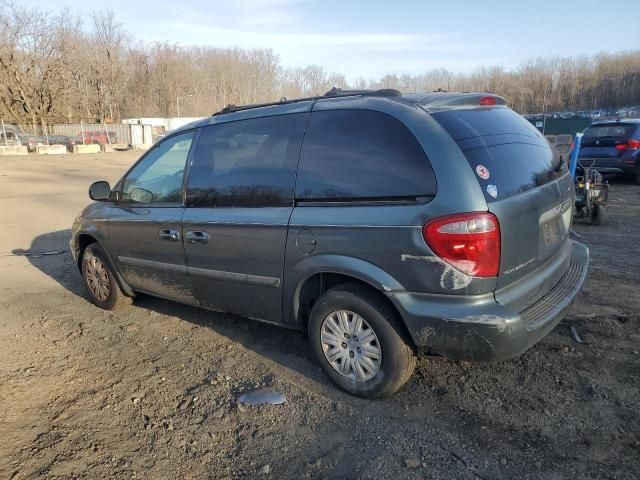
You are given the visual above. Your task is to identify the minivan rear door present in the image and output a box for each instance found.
[432,107,573,290]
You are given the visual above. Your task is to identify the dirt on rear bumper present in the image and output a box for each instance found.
[388,240,589,361]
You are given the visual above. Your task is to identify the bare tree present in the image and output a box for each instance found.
[1,4,639,126]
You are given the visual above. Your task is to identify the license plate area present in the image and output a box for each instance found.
[539,200,572,250]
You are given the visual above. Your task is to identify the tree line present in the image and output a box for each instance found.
[1,1,639,129]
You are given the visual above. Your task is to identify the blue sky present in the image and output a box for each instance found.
[22,0,640,80]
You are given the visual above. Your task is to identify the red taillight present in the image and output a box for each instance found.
[423,212,501,277]
[479,96,497,106]
[616,139,640,150]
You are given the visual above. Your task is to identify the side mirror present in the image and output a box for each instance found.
[89,181,111,201]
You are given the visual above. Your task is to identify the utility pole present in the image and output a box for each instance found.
[176,94,194,118]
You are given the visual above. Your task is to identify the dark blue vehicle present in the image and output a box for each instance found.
[579,119,640,184]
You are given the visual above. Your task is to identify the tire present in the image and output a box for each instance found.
[81,243,132,310]
[591,204,605,225]
[635,174,640,186]
[308,283,416,398]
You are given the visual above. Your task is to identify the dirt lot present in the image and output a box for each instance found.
[0,152,639,480]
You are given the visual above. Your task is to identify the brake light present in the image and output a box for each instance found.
[423,212,500,277]
[479,96,497,106]
[616,139,640,150]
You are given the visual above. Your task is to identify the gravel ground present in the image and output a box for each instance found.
[0,152,638,480]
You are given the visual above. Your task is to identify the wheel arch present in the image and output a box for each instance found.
[75,232,135,297]
[289,255,411,339]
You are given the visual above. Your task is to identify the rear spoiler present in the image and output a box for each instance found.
[419,93,507,111]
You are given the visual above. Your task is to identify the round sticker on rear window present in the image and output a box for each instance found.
[486,184,498,198]
[475,165,490,180]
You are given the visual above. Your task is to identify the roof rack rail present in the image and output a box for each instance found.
[323,87,401,98]
[212,87,402,116]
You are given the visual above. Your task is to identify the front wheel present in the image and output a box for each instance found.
[81,243,132,310]
[308,284,416,398]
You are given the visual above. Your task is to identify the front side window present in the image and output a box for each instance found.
[186,114,307,208]
[121,131,194,204]
[295,109,436,201]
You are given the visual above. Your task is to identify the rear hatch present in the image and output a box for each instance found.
[580,123,637,167]
[431,107,573,305]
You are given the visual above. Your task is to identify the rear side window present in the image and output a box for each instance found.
[186,114,307,207]
[295,110,436,201]
[432,108,566,202]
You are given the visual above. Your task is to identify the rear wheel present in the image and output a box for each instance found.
[81,243,132,310]
[308,283,416,398]
[635,174,640,186]
[591,204,605,226]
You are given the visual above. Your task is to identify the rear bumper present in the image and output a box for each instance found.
[387,241,589,361]
[579,156,640,175]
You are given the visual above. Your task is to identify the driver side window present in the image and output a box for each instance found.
[121,131,194,204]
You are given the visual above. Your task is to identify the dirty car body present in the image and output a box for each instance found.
[71,89,589,396]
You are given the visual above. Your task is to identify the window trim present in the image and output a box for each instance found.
[295,195,434,207]
[113,128,199,208]
[293,108,437,202]
[184,112,310,209]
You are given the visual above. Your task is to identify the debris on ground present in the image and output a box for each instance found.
[238,388,286,406]
[570,325,584,344]
[404,458,421,469]
[4,249,66,257]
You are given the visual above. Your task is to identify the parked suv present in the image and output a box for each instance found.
[71,89,589,398]
[579,120,640,184]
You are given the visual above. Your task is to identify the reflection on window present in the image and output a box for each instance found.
[187,114,307,208]
[584,125,635,138]
[122,132,194,203]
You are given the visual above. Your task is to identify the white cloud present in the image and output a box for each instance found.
[140,1,500,80]
[147,18,492,79]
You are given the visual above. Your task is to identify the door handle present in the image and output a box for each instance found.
[186,230,210,245]
[158,228,180,242]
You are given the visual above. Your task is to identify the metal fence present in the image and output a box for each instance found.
[0,121,154,148]
[527,117,592,136]
[50,123,133,145]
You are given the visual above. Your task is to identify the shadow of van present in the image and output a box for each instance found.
[17,229,357,402]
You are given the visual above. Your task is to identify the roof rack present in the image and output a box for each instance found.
[212,87,402,116]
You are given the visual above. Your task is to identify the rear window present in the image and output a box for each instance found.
[295,110,436,201]
[583,124,636,139]
[432,108,566,202]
